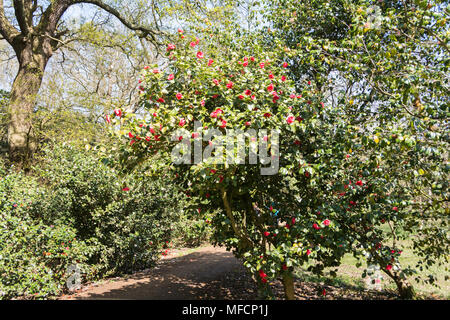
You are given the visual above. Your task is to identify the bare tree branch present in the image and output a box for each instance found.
[0,0,21,44]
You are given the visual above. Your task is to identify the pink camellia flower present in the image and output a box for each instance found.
[207,59,214,66]
[267,83,274,92]
[166,43,176,51]
[210,111,218,118]
[290,94,296,99]
[245,121,251,126]
[263,136,268,141]
[152,69,160,74]
[192,132,199,139]
[392,206,398,211]
[114,109,122,117]
[213,79,220,85]
[281,75,286,82]
[178,28,183,33]
[251,95,256,100]
[196,51,204,59]
[242,61,248,67]
[190,41,197,47]
[176,93,183,100]
[323,219,330,226]
[105,114,111,124]
[259,62,265,68]
[201,100,206,106]
[286,115,295,124]
[168,74,174,81]
[313,223,320,230]
[179,118,186,127]
[226,82,233,89]
[282,62,288,68]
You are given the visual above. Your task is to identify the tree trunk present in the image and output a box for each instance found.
[281,272,296,300]
[392,275,416,299]
[7,38,50,165]
[7,65,43,164]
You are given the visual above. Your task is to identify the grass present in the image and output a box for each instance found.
[295,238,449,299]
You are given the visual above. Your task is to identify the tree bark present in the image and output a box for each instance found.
[281,271,296,300]
[8,64,44,163]
[389,272,416,299]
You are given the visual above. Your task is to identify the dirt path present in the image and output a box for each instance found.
[64,246,257,300]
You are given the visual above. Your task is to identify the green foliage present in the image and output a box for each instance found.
[0,144,187,299]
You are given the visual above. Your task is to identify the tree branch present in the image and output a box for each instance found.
[13,0,30,35]
[0,0,21,44]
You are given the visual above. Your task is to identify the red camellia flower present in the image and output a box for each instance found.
[356,180,363,186]
[286,115,295,124]
[238,95,244,100]
[219,175,224,183]
[114,109,122,117]
[105,114,111,124]
[281,75,286,82]
[282,62,288,68]
[323,219,330,226]
[178,28,183,33]
[179,118,186,127]
[122,187,130,191]
[226,81,233,89]
[244,89,252,96]
[213,79,220,85]
[259,62,265,68]
[152,69,160,74]
[208,59,214,66]
[386,264,393,271]
[245,121,251,126]
[290,93,296,99]
[166,43,176,51]
[282,264,287,271]
[176,93,183,100]
[220,119,227,128]
[264,231,270,237]
[157,97,165,103]
[313,223,320,230]
[128,132,134,138]
[306,249,311,256]
[242,61,248,67]
[268,74,274,79]
[294,140,301,145]
[192,132,199,139]
[267,83,274,92]
[291,217,296,225]
[210,169,217,174]
[190,41,197,47]
[168,74,174,81]
[392,206,398,211]
[263,112,272,118]
[196,51,204,59]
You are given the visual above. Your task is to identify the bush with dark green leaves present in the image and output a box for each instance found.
[0,144,187,299]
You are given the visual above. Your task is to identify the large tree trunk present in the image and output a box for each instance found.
[8,65,43,163]
[7,41,50,165]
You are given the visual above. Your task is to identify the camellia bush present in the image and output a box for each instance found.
[269,0,449,299]
[113,27,357,299]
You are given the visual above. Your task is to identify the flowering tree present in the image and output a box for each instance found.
[269,0,449,298]
[111,28,355,299]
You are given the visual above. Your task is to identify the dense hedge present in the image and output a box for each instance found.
[0,145,204,299]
